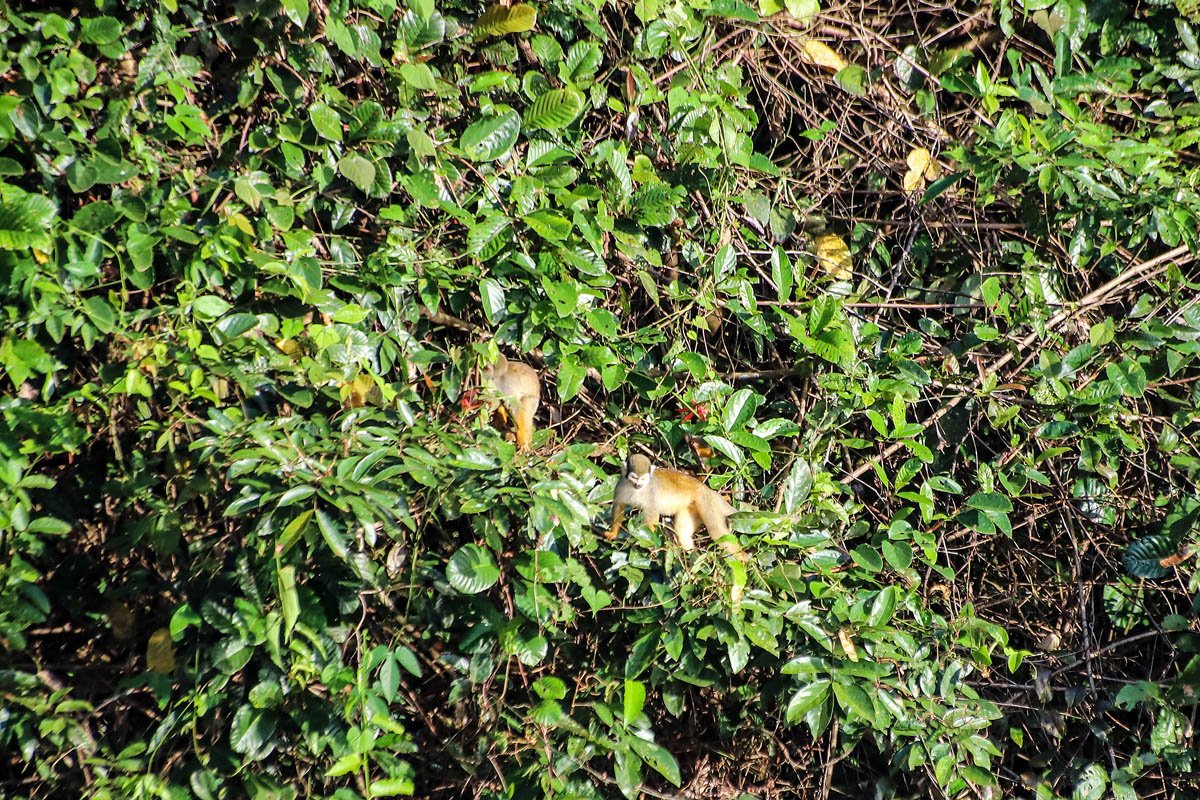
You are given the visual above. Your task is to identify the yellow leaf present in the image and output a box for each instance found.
[230,212,254,235]
[813,233,852,280]
[802,40,847,71]
[342,374,379,408]
[275,338,300,356]
[906,146,932,174]
[837,626,859,662]
[33,249,50,264]
[903,147,932,193]
[902,167,925,193]
[146,628,175,674]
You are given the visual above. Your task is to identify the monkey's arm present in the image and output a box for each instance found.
[606,499,626,540]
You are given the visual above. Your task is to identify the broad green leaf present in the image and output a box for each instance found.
[832,682,876,725]
[460,108,521,161]
[193,295,231,319]
[80,16,122,45]
[0,188,56,250]
[447,543,500,594]
[966,492,1013,513]
[280,0,309,27]
[479,278,506,322]
[785,679,830,723]
[474,3,537,37]
[627,736,681,787]
[400,62,437,90]
[309,102,343,141]
[368,776,415,796]
[1123,535,1174,579]
[229,705,278,760]
[523,209,572,241]
[1105,360,1147,397]
[525,87,584,129]
[867,585,897,627]
[338,153,376,192]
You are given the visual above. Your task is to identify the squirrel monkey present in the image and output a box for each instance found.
[481,354,540,451]
[606,454,746,561]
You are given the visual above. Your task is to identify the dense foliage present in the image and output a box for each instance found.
[3,0,1200,797]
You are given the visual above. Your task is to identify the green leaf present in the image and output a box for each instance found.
[850,544,882,572]
[0,188,56,250]
[280,0,309,28]
[832,682,876,725]
[525,87,585,129]
[80,16,123,45]
[229,704,278,760]
[338,153,376,192]
[722,388,761,432]
[867,585,897,627]
[623,679,646,723]
[1123,535,1174,579]
[369,776,415,796]
[627,736,681,787]
[277,564,299,639]
[447,544,500,594]
[966,492,1013,513]
[1075,762,1099,800]
[193,295,232,319]
[1105,360,1147,397]
[479,278,506,322]
[785,0,820,22]
[474,3,537,37]
[460,108,521,161]
[882,540,913,571]
[523,209,572,241]
[309,102,343,141]
[834,65,868,95]
[400,62,437,90]
[785,680,830,723]
[560,41,602,82]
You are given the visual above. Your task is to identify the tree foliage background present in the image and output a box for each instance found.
[3,0,1200,797]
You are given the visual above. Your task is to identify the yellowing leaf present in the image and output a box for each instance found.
[814,233,852,280]
[903,147,933,193]
[802,40,847,71]
[342,374,379,408]
[906,146,931,174]
[474,3,537,37]
[275,338,300,356]
[230,211,254,235]
[837,626,859,662]
[146,628,175,674]
[902,167,925,193]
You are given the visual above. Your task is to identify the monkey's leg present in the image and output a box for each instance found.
[710,519,748,561]
[514,400,535,450]
[643,509,660,533]
[673,510,697,551]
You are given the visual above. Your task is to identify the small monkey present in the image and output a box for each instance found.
[606,454,746,561]
[481,354,540,451]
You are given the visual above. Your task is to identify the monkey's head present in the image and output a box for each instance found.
[624,454,654,488]
[480,353,509,381]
